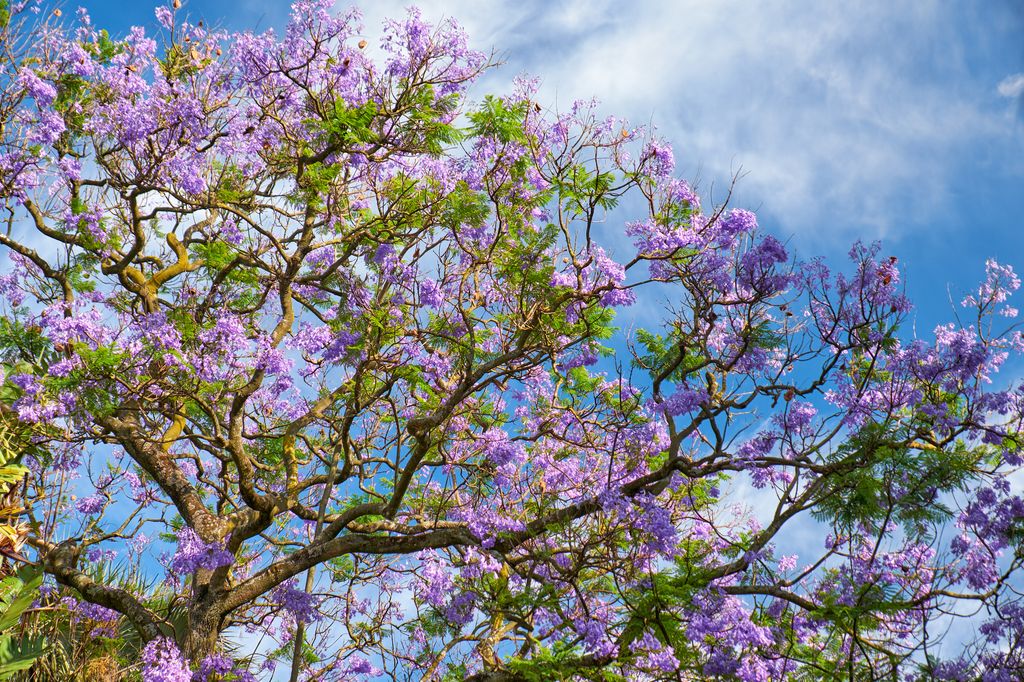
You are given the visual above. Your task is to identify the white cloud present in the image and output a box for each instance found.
[346,0,1020,249]
[998,73,1024,98]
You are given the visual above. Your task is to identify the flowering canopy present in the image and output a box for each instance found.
[1,1,1024,680]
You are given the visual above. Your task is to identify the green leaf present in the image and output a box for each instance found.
[0,566,43,633]
[0,634,46,678]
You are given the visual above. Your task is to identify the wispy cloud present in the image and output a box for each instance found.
[999,72,1024,124]
[998,73,1024,99]
[347,0,1023,249]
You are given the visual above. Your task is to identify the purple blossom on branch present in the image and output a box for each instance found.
[272,580,321,624]
[75,494,105,516]
[168,528,233,578]
[141,637,191,682]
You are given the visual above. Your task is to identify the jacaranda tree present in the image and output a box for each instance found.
[1,1,1023,680]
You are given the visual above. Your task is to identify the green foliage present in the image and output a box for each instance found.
[0,429,28,494]
[0,321,48,368]
[554,163,620,216]
[654,191,698,227]
[191,240,258,287]
[3,6,1017,680]
[406,87,464,154]
[214,164,256,209]
[160,40,214,81]
[83,30,123,65]
[53,75,89,137]
[295,157,341,209]
[193,240,235,271]
[812,421,981,533]
[634,329,705,383]
[439,662,469,681]
[13,561,192,681]
[504,644,592,682]
[0,566,45,679]
[440,182,492,233]
[322,100,379,147]
[66,266,96,294]
[468,96,529,145]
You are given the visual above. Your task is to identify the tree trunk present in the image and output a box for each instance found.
[183,604,223,663]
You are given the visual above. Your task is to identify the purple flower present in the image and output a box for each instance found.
[774,400,817,433]
[737,235,790,293]
[599,286,636,307]
[76,601,121,623]
[644,139,675,178]
[86,548,118,563]
[962,259,1021,318]
[631,632,679,673]
[17,68,57,107]
[28,110,66,146]
[479,428,525,467]
[338,658,382,677]
[573,617,617,658]
[0,270,24,307]
[272,580,320,624]
[141,637,191,682]
[633,495,679,556]
[255,338,292,375]
[417,553,453,609]
[155,6,173,30]
[131,533,150,553]
[420,278,444,307]
[221,218,243,245]
[444,591,476,627]
[131,312,183,352]
[76,494,105,516]
[193,653,255,682]
[649,386,707,417]
[323,331,360,363]
[288,323,334,354]
[168,528,233,578]
[719,208,758,240]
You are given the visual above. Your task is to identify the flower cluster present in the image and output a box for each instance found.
[141,638,191,682]
[168,529,234,579]
[272,581,321,625]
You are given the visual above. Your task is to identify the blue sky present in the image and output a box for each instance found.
[78,0,1024,340]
